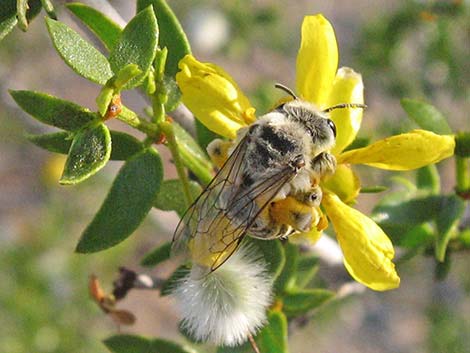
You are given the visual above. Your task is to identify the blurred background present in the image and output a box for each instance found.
[0,0,469,352]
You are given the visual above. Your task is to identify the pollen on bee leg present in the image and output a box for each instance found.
[207,139,234,169]
[316,209,329,231]
[270,196,314,232]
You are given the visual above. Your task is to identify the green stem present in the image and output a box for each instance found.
[456,156,470,193]
[118,106,159,138]
[161,121,194,207]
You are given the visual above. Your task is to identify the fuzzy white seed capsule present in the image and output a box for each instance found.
[173,246,272,346]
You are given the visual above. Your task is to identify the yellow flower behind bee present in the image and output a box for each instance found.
[176,14,455,291]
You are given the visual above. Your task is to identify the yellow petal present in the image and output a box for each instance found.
[337,130,455,170]
[322,164,360,204]
[176,55,256,139]
[296,14,338,107]
[322,192,400,291]
[327,67,364,155]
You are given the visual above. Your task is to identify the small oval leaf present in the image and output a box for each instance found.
[246,238,285,280]
[435,195,466,261]
[140,241,171,267]
[109,6,158,89]
[154,179,201,216]
[26,131,73,154]
[137,0,191,79]
[401,99,452,135]
[104,334,151,353]
[273,242,298,294]
[27,130,143,161]
[45,17,113,84]
[66,2,122,51]
[10,90,97,131]
[76,148,163,253]
[257,311,288,353]
[282,288,334,317]
[60,123,111,184]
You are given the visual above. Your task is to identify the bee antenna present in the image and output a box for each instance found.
[323,103,367,113]
[274,83,298,100]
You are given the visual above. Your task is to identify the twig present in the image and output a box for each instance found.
[248,333,261,353]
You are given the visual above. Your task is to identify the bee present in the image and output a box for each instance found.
[172,84,365,274]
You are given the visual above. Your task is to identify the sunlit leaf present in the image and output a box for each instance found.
[66,2,122,51]
[76,148,163,252]
[108,6,158,89]
[10,90,97,131]
[60,123,111,184]
[45,18,113,84]
[401,99,452,135]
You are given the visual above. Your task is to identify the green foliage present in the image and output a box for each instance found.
[66,2,122,51]
[3,1,469,352]
[256,311,289,353]
[60,123,111,184]
[76,149,163,252]
[27,130,144,160]
[282,289,334,317]
[140,241,171,267]
[10,90,97,130]
[154,179,202,216]
[401,99,452,134]
[137,0,191,79]
[46,17,113,84]
[108,6,158,89]
[104,334,193,353]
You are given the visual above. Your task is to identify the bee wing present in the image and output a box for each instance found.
[172,135,299,274]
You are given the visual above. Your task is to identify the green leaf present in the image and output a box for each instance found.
[66,2,122,51]
[149,338,194,353]
[108,131,145,160]
[416,165,440,194]
[360,185,388,193]
[26,131,73,154]
[273,242,298,294]
[0,14,17,41]
[137,0,191,79]
[160,265,189,296]
[195,119,220,151]
[0,0,42,39]
[105,335,194,353]
[246,238,285,280]
[60,123,111,184]
[295,255,319,288]
[140,241,171,267]
[109,6,158,89]
[76,148,163,253]
[114,64,143,90]
[173,121,213,185]
[401,99,452,135]
[282,288,334,317]
[104,334,151,353]
[399,223,434,248]
[455,132,470,158]
[27,130,144,161]
[45,18,113,85]
[154,179,201,216]
[435,195,466,262]
[257,311,288,353]
[10,90,97,131]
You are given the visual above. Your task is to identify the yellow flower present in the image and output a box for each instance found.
[176,15,454,291]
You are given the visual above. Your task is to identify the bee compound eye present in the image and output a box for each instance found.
[326,119,336,137]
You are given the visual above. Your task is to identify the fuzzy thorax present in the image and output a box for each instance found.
[173,246,272,346]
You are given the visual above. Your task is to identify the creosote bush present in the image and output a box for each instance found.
[2,1,469,353]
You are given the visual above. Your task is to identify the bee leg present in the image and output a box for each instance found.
[311,152,336,178]
[269,196,316,233]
